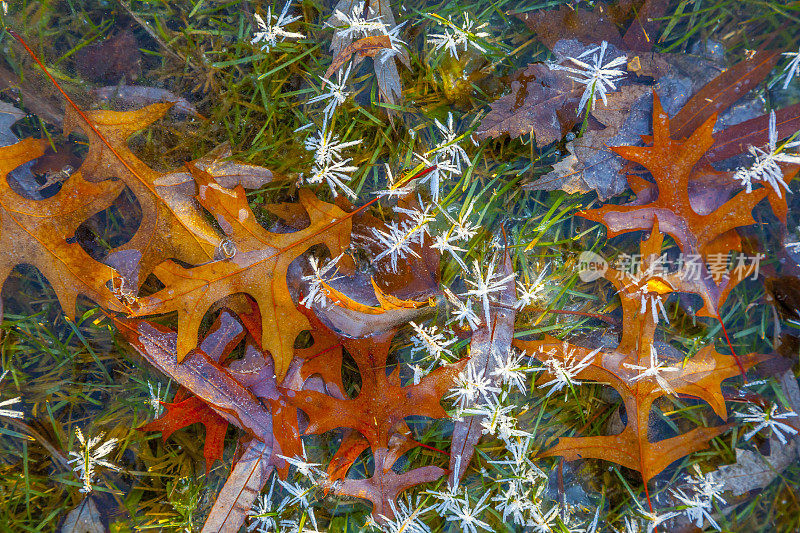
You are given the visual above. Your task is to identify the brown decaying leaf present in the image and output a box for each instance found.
[132,165,352,377]
[706,102,800,163]
[527,84,652,196]
[325,35,392,79]
[449,250,516,486]
[0,138,126,318]
[475,63,581,145]
[327,0,410,104]
[622,0,669,52]
[578,92,776,317]
[201,438,274,533]
[139,310,245,471]
[515,227,769,482]
[515,4,625,50]
[121,314,303,531]
[75,29,142,84]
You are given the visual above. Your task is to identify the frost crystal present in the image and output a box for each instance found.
[623,345,680,395]
[776,46,800,90]
[427,14,489,60]
[550,41,627,115]
[300,254,344,308]
[735,402,798,444]
[147,380,168,418]
[327,2,387,39]
[67,427,120,494]
[670,467,725,531]
[302,121,363,198]
[515,268,549,310]
[533,344,600,398]
[379,495,430,533]
[251,1,305,52]
[409,321,455,365]
[446,364,501,412]
[308,63,352,120]
[248,476,279,533]
[734,110,799,198]
[462,259,515,327]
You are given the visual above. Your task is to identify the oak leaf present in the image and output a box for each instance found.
[141,388,229,473]
[132,166,352,378]
[515,227,768,482]
[578,92,778,316]
[0,138,126,318]
[63,104,222,287]
[322,446,445,520]
[287,329,466,450]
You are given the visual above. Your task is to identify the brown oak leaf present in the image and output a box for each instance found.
[0,138,126,318]
[287,329,466,450]
[514,227,769,482]
[578,92,783,317]
[63,104,222,287]
[132,165,352,377]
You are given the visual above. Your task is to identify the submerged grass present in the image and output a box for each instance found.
[0,0,798,531]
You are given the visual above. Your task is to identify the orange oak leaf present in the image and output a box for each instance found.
[63,104,222,286]
[514,228,769,482]
[287,329,467,450]
[0,138,126,318]
[325,35,392,79]
[578,92,784,317]
[132,165,352,378]
[319,277,432,315]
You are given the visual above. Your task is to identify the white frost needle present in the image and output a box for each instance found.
[327,2,387,40]
[623,345,680,395]
[300,254,344,308]
[491,348,531,394]
[734,110,799,198]
[533,344,600,398]
[251,1,305,52]
[735,403,798,444]
[515,268,549,310]
[308,63,352,120]
[248,476,279,533]
[431,111,471,174]
[775,46,800,90]
[462,259,515,326]
[549,41,626,115]
[427,13,489,60]
[409,321,455,365]
[379,495,430,533]
[443,287,481,330]
[67,427,120,494]
[446,363,501,412]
